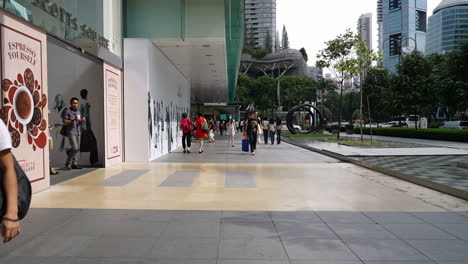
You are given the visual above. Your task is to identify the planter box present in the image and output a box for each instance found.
[332,129,339,135]
[346,129,354,134]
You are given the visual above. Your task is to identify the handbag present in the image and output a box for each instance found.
[59,125,67,136]
[0,157,32,220]
[201,121,210,134]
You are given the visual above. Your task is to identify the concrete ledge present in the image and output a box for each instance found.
[284,138,468,201]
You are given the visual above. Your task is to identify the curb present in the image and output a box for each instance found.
[284,138,468,201]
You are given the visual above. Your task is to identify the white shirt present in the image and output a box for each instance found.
[262,120,269,129]
[269,123,276,131]
[0,120,12,152]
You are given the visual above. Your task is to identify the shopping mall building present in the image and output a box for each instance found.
[0,0,243,192]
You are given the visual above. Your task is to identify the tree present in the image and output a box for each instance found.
[316,29,358,139]
[274,30,281,52]
[396,51,436,128]
[349,39,381,141]
[265,30,272,53]
[281,25,290,50]
[363,67,392,123]
[299,47,308,62]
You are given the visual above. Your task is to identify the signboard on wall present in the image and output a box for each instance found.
[103,63,122,166]
[0,10,49,193]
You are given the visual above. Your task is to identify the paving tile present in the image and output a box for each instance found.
[45,217,108,237]
[222,211,272,222]
[220,261,290,264]
[291,260,363,264]
[0,256,74,264]
[410,212,468,224]
[81,237,155,258]
[225,171,256,188]
[275,222,337,239]
[171,210,222,223]
[381,223,458,240]
[270,211,324,223]
[162,221,220,238]
[151,237,218,259]
[406,239,468,262]
[364,262,435,264]
[219,238,288,260]
[10,235,96,257]
[101,220,168,237]
[329,224,397,239]
[316,212,374,224]
[95,170,149,186]
[160,170,199,187]
[222,221,278,239]
[283,238,359,261]
[433,224,468,241]
[344,239,430,261]
[362,212,425,224]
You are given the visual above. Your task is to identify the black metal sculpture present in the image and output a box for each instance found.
[286,104,323,134]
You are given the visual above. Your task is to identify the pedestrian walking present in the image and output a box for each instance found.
[269,118,276,144]
[244,112,258,155]
[209,119,216,143]
[0,120,21,243]
[220,120,226,136]
[195,113,209,153]
[276,117,283,144]
[226,115,236,147]
[262,117,269,144]
[61,97,84,169]
[179,113,193,153]
[256,114,263,146]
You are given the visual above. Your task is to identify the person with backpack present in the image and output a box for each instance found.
[244,112,258,155]
[180,113,193,153]
[276,117,283,144]
[195,113,209,153]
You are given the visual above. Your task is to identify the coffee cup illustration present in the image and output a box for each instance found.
[13,86,34,125]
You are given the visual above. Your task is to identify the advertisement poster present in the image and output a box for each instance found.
[0,11,49,192]
[104,63,122,166]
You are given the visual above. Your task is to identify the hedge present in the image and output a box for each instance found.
[352,127,468,142]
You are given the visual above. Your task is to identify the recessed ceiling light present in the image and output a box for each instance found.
[202,45,211,47]
[209,63,215,66]
[211,70,216,72]
[205,54,213,57]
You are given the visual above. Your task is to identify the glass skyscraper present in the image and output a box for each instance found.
[381,0,427,72]
[358,13,373,50]
[244,0,276,50]
[426,0,468,55]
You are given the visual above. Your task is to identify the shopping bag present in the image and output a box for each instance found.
[242,139,249,152]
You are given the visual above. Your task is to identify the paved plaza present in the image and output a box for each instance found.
[2,136,468,263]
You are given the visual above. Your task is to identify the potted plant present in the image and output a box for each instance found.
[330,124,340,135]
[345,124,354,134]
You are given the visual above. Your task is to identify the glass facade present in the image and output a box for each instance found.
[427,3,468,54]
[244,0,276,50]
[2,0,122,57]
[382,0,427,72]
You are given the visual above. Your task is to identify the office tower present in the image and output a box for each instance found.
[244,0,276,50]
[382,0,427,72]
[377,0,384,53]
[358,13,373,50]
[427,0,468,55]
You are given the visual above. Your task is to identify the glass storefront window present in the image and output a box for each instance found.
[2,0,121,57]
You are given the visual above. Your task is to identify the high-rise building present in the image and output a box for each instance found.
[426,0,468,55]
[381,0,428,72]
[309,66,324,82]
[358,13,373,50]
[377,0,384,53]
[244,0,276,50]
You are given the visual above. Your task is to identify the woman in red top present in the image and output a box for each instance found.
[179,113,193,153]
[195,112,208,153]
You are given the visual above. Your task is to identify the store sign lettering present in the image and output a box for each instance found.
[7,42,37,66]
[31,0,110,49]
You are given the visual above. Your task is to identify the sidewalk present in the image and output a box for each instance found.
[284,135,468,198]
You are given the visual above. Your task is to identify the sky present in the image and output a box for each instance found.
[276,0,440,66]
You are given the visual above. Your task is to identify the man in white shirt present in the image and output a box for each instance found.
[0,120,21,243]
[262,118,269,144]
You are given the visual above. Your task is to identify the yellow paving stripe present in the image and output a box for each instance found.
[31,162,447,211]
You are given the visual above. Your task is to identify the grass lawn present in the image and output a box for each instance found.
[283,132,334,137]
[339,142,386,146]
